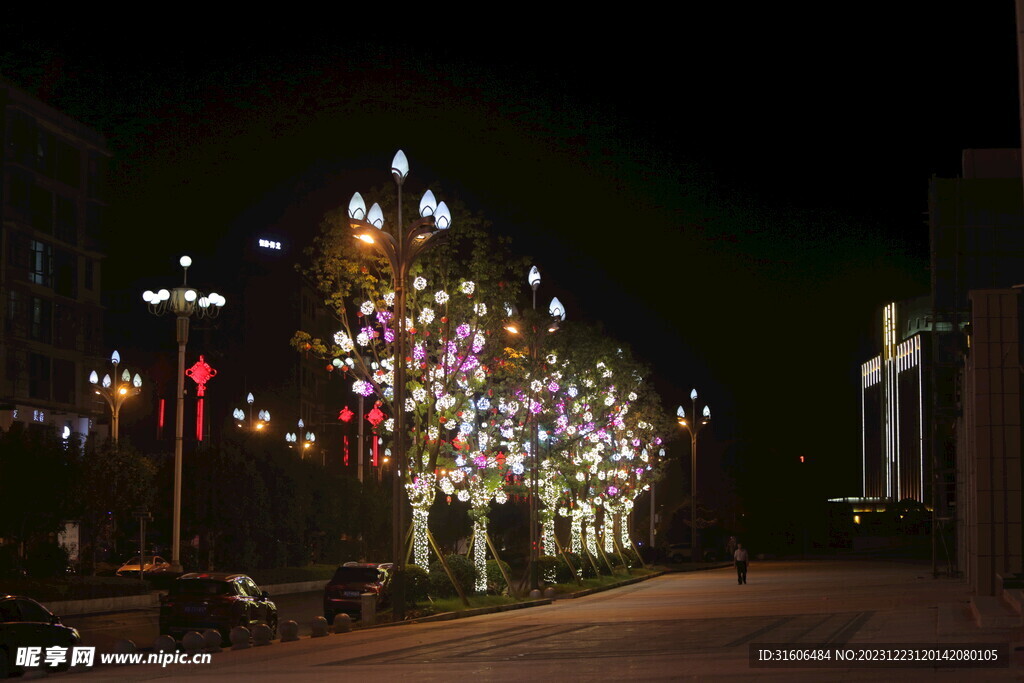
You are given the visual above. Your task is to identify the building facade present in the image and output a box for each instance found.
[0,81,109,439]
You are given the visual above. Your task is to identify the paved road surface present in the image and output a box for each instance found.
[59,559,1024,681]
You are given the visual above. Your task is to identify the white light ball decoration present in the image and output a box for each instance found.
[460,281,475,295]
[495,490,508,505]
[434,291,449,305]
[413,277,427,291]
[457,490,470,502]
[180,255,192,268]
[360,301,375,315]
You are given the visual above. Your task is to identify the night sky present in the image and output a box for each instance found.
[2,7,1020,509]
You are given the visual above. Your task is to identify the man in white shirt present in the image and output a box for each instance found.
[734,543,749,584]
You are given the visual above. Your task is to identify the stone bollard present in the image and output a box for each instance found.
[529,588,542,600]
[113,640,137,656]
[154,635,177,652]
[543,587,556,599]
[360,593,376,626]
[252,623,273,646]
[182,631,205,653]
[230,625,251,650]
[202,629,222,653]
[334,613,351,633]
[280,620,299,642]
[311,616,329,637]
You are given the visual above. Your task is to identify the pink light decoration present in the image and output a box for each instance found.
[366,405,385,427]
[384,329,395,342]
[456,323,470,338]
[548,381,559,392]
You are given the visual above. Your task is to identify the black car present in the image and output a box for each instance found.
[159,573,276,642]
[323,563,389,624]
[0,595,80,678]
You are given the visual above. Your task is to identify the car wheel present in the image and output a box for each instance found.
[0,648,10,678]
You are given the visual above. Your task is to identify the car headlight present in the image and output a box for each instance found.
[69,628,81,643]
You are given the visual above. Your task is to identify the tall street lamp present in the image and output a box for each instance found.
[88,350,142,444]
[234,392,271,432]
[143,255,225,572]
[677,389,710,561]
[505,271,563,592]
[347,150,450,621]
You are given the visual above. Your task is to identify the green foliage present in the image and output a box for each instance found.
[401,564,431,605]
[23,542,69,578]
[534,555,560,584]
[428,553,476,598]
[555,552,582,583]
[0,427,76,543]
[486,559,512,594]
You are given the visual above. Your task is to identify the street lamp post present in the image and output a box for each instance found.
[234,393,270,432]
[677,389,710,561]
[89,350,142,444]
[505,275,564,592]
[347,150,451,621]
[143,255,225,572]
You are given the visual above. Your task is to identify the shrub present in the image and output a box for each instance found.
[404,564,430,605]
[486,559,512,594]
[555,552,582,583]
[24,542,69,579]
[535,555,560,584]
[428,554,476,598]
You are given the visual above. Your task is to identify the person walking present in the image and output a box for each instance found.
[734,543,749,585]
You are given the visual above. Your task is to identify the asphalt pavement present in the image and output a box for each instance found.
[47,558,1024,681]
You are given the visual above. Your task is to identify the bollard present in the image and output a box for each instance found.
[113,640,137,656]
[360,593,376,626]
[529,589,542,600]
[311,616,329,637]
[280,620,299,642]
[181,631,204,653]
[334,613,351,633]
[252,623,273,646]
[202,629,222,653]
[230,625,251,650]
[543,587,556,599]
[153,635,177,653]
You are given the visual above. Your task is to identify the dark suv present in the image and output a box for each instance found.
[323,563,389,624]
[0,595,80,677]
[159,573,276,642]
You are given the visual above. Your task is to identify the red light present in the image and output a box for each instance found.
[799,456,805,463]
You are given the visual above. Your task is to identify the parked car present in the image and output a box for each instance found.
[116,555,173,578]
[323,563,389,624]
[0,595,80,678]
[159,573,276,643]
[666,543,719,563]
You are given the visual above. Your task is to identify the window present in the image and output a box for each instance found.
[8,111,35,166]
[7,170,31,212]
[29,240,52,286]
[54,249,77,298]
[6,290,26,336]
[53,358,75,405]
[86,152,106,201]
[55,196,77,245]
[30,297,52,343]
[55,139,80,188]
[85,260,94,290]
[35,128,54,177]
[54,303,76,349]
[28,353,50,400]
[30,186,53,233]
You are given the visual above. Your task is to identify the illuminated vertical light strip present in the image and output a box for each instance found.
[585,518,599,558]
[413,508,430,568]
[571,510,583,554]
[618,511,631,549]
[883,304,896,499]
[917,336,924,501]
[543,518,556,558]
[603,511,615,554]
[894,338,903,500]
[862,360,869,497]
[473,518,487,593]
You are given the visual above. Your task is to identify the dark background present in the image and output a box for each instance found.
[1,6,1019,529]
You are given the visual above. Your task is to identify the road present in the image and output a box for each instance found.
[60,559,1023,680]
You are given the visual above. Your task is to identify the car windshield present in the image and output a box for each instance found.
[331,567,380,583]
[170,579,234,596]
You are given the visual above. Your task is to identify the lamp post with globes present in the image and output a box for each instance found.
[142,255,225,572]
[504,268,564,592]
[347,150,451,621]
[677,389,711,561]
[88,350,142,444]
[233,392,270,432]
